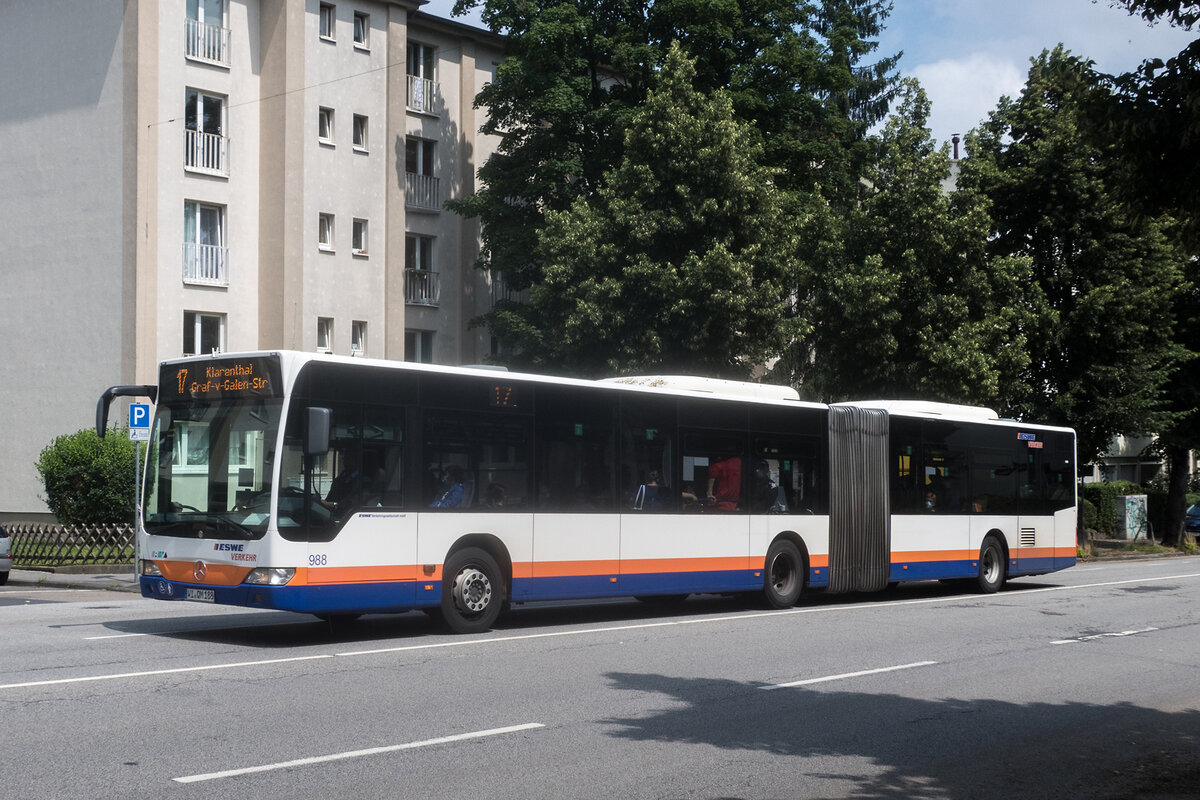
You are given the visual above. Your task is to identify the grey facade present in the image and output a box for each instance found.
[0,0,503,518]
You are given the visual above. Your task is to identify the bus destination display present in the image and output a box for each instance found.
[159,357,282,401]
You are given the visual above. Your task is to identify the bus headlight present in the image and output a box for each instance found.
[140,560,162,577]
[245,568,296,586]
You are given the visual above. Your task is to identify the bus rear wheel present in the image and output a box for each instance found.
[440,547,505,634]
[975,536,1006,594]
[764,539,804,608]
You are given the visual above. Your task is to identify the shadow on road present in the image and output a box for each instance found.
[96,579,1070,648]
[597,670,1200,799]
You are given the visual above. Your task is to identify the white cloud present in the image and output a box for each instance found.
[910,54,1027,148]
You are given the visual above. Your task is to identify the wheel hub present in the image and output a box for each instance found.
[453,567,492,614]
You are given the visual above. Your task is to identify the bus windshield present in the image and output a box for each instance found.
[144,397,283,540]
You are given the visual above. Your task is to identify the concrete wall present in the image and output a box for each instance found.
[0,0,133,518]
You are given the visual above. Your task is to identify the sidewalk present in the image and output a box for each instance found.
[6,567,140,593]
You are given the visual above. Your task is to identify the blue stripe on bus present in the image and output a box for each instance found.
[514,569,761,600]
[140,554,1078,615]
[140,577,424,614]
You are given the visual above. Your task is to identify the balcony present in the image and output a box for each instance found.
[184,129,229,176]
[185,18,231,67]
[405,269,440,306]
[407,75,440,116]
[405,172,441,212]
[491,275,528,306]
[183,242,229,286]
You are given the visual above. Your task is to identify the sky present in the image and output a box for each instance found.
[419,0,1196,149]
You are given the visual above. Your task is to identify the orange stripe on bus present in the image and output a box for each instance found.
[304,565,421,585]
[156,560,255,586]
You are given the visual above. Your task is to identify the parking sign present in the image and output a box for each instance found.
[128,404,151,441]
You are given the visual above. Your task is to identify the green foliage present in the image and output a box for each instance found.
[779,80,1034,404]
[453,0,899,373]
[959,47,1188,463]
[500,43,799,376]
[1079,481,1143,537]
[1079,496,1096,533]
[36,428,140,525]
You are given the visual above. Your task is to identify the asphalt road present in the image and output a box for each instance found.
[2,558,1199,800]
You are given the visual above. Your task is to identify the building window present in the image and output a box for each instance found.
[183,201,227,285]
[408,43,435,80]
[406,43,438,114]
[183,311,225,356]
[405,235,438,305]
[318,107,334,144]
[353,11,369,48]
[405,330,434,363]
[184,89,228,175]
[317,317,334,353]
[351,320,367,356]
[352,114,368,151]
[406,234,433,270]
[319,3,335,40]
[185,0,230,66]
[405,138,434,176]
[405,138,439,210]
[352,219,368,256]
[319,213,334,251]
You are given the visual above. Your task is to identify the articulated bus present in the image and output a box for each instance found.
[97,350,1077,633]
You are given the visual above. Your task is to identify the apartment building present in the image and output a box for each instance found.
[0,0,504,517]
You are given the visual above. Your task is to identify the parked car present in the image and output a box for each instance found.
[1186,504,1200,538]
[0,523,10,585]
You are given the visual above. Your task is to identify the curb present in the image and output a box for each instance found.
[5,568,140,593]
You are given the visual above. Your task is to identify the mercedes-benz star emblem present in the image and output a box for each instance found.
[193,561,207,582]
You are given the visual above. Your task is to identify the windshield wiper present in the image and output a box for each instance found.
[214,513,259,540]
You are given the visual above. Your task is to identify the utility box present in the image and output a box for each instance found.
[1115,495,1148,540]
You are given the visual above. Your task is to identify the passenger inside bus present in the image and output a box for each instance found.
[633,470,665,510]
[707,455,741,510]
[430,464,467,508]
[322,448,362,513]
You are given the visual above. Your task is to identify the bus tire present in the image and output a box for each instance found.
[975,536,1006,594]
[441,547,505,634]
[764,539,805,608]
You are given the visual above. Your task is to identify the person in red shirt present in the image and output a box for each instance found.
[707,456,741,511]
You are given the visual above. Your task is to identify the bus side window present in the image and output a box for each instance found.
[535,386,618,512]
[890,419,923,513]
[364,405,404,508]
[620,395,676,512]
[681,431,746,513]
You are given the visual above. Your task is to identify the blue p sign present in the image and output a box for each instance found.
[129,404,151,429]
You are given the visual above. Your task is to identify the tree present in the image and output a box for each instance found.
[1103,0,1200,544]
[958,47,1188,464]
[36,428,140,526]
[497,43,798,376]
[451,0,899,367]
[778,79,1035,405]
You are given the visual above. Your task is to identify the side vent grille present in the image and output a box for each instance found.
[1020,528,1037,547]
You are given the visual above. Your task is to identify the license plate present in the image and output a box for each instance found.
[186,588,215,603]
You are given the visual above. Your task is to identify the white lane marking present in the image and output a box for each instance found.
[1051,627,1160,645]
[6,570,1198,691]
[0,655,332,690]
[172,723,545,784]
[334,571,1200,658]
[761,660,938,690]
[83,633,149,640]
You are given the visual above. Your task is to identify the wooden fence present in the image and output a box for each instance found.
[6,523,135,567]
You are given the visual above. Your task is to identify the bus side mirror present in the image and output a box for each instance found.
[305,407,332,457]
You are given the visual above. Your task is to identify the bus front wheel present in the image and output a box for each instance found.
[975,536,1006,594]
[764,539,804,608]
[440,547,505,634]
